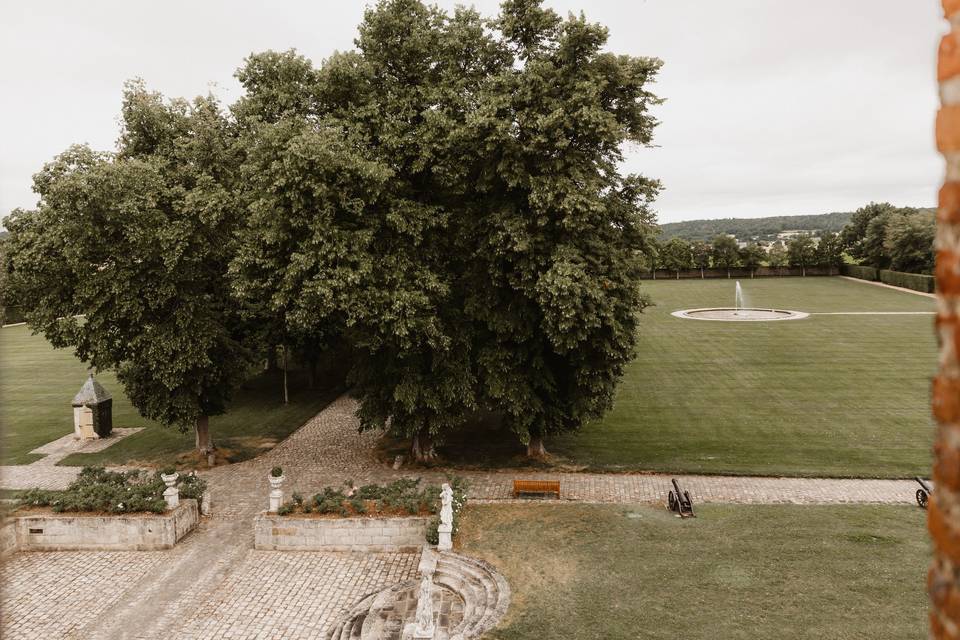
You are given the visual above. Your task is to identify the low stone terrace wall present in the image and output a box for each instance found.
[254,513,429,552]
[2,499,198,554]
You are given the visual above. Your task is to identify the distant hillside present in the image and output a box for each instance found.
[659,211,856,242]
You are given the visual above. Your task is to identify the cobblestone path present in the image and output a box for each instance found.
[202,395,920,511]
[1,395,923,639]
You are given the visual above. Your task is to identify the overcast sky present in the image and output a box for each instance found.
[0,0,946,224]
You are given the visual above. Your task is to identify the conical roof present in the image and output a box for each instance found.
[72,374,112,406]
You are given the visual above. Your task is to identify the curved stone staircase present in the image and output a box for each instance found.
[326,551,510,640]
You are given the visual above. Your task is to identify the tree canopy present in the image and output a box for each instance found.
[2,84,250,454]
[4,0,662,462]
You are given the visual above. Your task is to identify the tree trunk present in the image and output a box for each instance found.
[411,430,437,463]
[527,434,547,459]
[676,270,679,280]
[700,267,704,279]
[195,415,212,456]
[281,345,289,404]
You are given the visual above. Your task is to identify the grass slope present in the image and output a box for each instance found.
[459,503,929,640]
[0,324,342,467]
[546,278,937,477]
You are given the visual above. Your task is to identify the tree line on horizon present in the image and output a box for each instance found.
[0,0,662,462]
[649,202,936,276]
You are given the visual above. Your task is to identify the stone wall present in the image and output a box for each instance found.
[254,513,429,552]
[931,3,960,637]
[7,499,198,552]
[641,266,837,280]
[1,518,17,557]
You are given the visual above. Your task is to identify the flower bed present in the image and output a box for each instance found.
[257,477,468,551]
[17,466,206,515]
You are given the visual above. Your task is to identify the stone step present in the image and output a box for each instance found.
[435,553,510,639]
[326,551,510,640]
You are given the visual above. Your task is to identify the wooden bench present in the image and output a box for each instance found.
[512,479,561,499]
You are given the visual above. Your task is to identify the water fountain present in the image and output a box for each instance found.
[671,281,808,322]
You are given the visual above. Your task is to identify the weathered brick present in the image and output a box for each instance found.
[940,184,960,224]
[938,250,960,295]
[940,107,960,153]
[942,34,960,83]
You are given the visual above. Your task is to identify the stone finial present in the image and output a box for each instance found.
[161,471,179,509]
[268,473,284,512]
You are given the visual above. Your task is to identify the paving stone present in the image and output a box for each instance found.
[0,394,922,639]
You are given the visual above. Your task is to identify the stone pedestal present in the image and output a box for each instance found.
[268,475,284,512]
[161,472,179,509]
[437,522,452,551]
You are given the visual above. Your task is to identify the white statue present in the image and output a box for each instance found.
[438,483,454,551]
[412,574,435,638]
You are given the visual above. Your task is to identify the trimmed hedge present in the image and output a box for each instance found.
[841,264,878,281]
[879,269,935,293]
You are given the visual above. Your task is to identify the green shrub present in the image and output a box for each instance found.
[271,466,283,478]
[878,269,935,293]
[17,466,206,514]
[173,472,207,501]
[291,492,304,506]
[841,264,878,281]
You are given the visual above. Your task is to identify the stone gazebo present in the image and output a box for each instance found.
[72,374,113,440]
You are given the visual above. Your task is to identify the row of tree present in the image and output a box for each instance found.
[644,233,844,275]
[840,202,936,274]
[1,0,662,461]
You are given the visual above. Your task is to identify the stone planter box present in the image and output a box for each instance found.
[1,518,17,557]
[254,513,430,552]
[5,499,198,553]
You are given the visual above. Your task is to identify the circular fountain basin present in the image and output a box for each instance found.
[671,308,809,322]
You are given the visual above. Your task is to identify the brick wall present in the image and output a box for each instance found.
[930,2,960,636]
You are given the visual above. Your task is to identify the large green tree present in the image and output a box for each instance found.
[738,242,766,274]
[885,211,936,274]
[660,238,693,277]
[815,232,844,269]
[841,202,897,260]
[710,235,741,271]
[787,234,817,275]
[460,0,661,457]
[2,83,250,456]
[691,240,711,278]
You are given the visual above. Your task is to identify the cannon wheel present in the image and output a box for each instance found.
[668,491,677,512]
[917,489,929,509]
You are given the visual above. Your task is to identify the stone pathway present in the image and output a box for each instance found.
[0,395,925,639]
[201,395,921,511]
[0,428,142,490]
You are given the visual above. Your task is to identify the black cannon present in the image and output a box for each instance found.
[667,479,695,518]
[916,477,933,509]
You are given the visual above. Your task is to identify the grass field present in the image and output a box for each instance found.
[0,324,343,467]
[437,277,937,477]
[458,503,929,640]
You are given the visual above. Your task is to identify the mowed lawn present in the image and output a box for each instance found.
[548,277,937,477]
[0,324,343,467]
[459,503,929,640]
